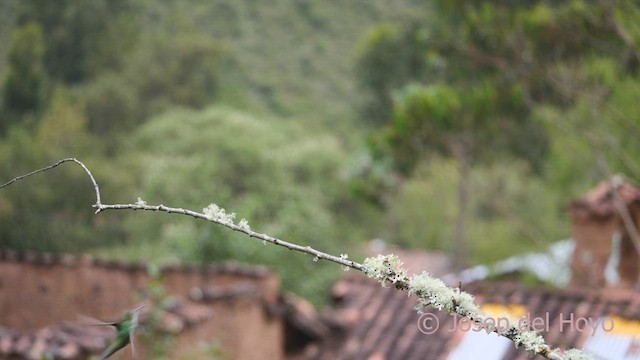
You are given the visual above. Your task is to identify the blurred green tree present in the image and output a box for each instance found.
[98,106,377,303]
[17,0,138,82]
[537,56,640,193]
[376,80,547,269]
[353,21,427,126]
[78,33,225,142]
[0,87,117,252]
[356,0,640,267]
[1,21,47,133]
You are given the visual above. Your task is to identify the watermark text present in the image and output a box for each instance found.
[417,312,614,335]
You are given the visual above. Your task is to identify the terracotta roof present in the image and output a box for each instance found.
[296,274,640,360]
[0,248,272,278]
[570,176,640,220]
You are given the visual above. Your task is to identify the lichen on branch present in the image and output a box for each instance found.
[0,158,592,360]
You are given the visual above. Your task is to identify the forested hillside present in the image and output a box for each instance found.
[1,0,639,303]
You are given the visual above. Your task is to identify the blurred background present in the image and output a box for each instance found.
[0,0,639,305]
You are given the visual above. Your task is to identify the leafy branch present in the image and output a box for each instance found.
[0,158,591,360]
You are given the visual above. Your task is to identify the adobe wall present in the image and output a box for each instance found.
[0,250,284,360]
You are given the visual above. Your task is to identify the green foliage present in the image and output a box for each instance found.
[1,0,639,309]
[386,159,457,251]
[353,22,428,126]
[0,0,20,76]
[113,0,419,132]
[79,32,225,138]
[96,106,376,303]
[537,56,640,192]
[357,0,637,171]
[126,33,224,117]
[17,0,139,82]
[1,21,47,130]
[0,87,119,252]
[375,81,546,175]
[80,72,139,138]
[377,83,461,173]
[356,0,640,269]
[386,158,567,263]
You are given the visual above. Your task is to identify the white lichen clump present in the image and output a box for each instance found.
[514,330,547,354]
[451,288,480,318]
[563,349,594,360]
[238,218,251,231]
[363,254,407,286]
[364,254,587,359]
[136,197,146,206]
[340,254,350,271]
[203,203,236,224]
[408,273,480,318]
[409,273,452,311]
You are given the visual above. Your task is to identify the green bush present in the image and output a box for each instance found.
[385,158,567,264]
[99,106,376,303]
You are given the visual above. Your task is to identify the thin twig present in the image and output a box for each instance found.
[0,158,102,207]
[0,158,586,360]
[95,202,363,271]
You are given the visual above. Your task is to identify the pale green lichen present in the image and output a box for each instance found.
[363,254,407,286]
[451,288,480,318]
[407,273,479,318]
[365,254,568,359]
[563,349,594,360]
[514,330,546,354]
[238,218,251,231]
[408,272,453,311]
[203,203,236,224]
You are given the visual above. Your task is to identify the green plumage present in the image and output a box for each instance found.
[99,305,145,360]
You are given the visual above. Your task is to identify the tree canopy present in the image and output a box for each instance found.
[1,0,640,303]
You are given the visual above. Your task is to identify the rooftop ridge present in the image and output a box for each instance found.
[0,248,272,278]
[570,175,640,219]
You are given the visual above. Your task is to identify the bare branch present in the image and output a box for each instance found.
[95,202,363,271]
[0,157,102,208]
[0,158,590,360]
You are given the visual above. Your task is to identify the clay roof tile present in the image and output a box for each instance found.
[301,277,640,360]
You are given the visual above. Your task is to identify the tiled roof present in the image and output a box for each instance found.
[0,248,272,278]
[298,274,640,360]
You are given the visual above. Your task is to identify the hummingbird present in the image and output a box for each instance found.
[92,304,145,360]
